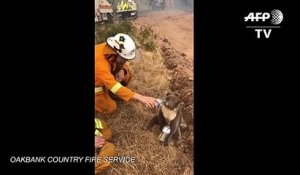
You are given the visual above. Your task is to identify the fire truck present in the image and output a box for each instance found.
[95,0,114,22]
[95,0,138,22]
[116,0,138,19]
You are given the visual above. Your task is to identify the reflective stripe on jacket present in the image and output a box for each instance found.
[95,118,103,136]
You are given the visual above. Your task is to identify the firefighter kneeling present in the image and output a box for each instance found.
[95,118,116,174]
[95,33,158,114]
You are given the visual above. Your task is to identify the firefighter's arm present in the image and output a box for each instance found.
[97,63,135,101]
[96,62,157,108]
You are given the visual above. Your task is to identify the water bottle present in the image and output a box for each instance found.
[156,98,163,109]
[158,125,171,142]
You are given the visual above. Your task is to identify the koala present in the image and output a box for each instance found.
[147,92,183,146]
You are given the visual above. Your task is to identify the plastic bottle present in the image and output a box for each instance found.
[158,125,171,142]
[156,98,163,109]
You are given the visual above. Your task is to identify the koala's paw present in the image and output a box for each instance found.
[164,141,170,147]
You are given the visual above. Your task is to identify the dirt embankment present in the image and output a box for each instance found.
[133,9,194,154]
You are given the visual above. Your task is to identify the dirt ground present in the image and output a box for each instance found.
[136,9,194,63]
[99,9,194,175]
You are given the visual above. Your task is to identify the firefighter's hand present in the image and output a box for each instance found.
[115,69,125,82]
[144,96,158,109]
[133,93,157,109]
[95,136,105,148]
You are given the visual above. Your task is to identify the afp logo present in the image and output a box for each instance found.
[244,9,283,38]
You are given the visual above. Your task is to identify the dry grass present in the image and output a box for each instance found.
[101,50,193,175]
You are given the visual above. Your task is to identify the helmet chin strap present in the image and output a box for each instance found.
[113,46,122,53]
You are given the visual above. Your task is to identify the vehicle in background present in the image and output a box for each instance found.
[95,0,114,22]
[95,0,138,22]
[116,0,138,19]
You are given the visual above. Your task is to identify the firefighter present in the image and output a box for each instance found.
[95,33,158,114]
[95,118,116,174]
